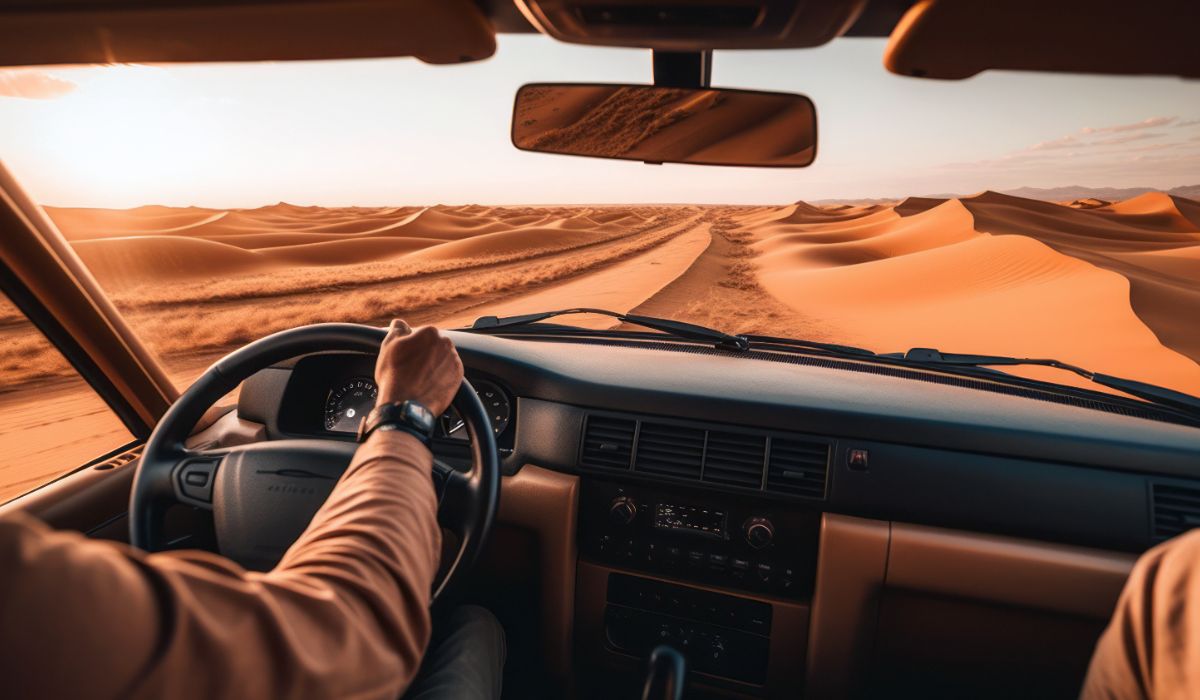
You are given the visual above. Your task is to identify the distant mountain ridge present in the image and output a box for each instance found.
[814,184,1200,206]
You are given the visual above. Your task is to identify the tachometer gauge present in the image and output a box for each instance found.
[325,378,377,433]
[439,379,512,440]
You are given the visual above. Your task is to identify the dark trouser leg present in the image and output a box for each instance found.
[405,605,506,700]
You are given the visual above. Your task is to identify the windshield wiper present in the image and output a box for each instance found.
[889,347,1200,414]
[470,308,750,351]
[738,333,877,358]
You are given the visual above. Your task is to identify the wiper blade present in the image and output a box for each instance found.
[738,333,877,358]
[890,347,1200,414]
[470,308,750,351]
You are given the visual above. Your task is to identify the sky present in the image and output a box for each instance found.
[0,35,1198,207]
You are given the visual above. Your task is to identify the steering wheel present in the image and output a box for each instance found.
[129,323,500,601]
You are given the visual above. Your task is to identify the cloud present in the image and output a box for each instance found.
[1177,118,1200,128]
[1027,135,1080,151]
[1080,116,1176,134]
[1092,132,1163,146]
[0,70,77,99]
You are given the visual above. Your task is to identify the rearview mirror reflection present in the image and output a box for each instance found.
[511,83,817,168]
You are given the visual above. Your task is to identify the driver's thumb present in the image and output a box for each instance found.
[387,318,413,337]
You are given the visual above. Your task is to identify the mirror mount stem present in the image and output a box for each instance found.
[652,50,712,88]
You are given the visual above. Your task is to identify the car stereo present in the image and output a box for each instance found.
[578,478,820,599]
[653,503,726,538]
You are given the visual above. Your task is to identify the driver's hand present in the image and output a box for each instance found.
[374,319,463,416]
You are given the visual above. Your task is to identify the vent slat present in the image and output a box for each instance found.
[580,417,635,471]
[634,423,704,479]
[765,438,829,499]
[1151,482,1200,540]
[702,430,765,488]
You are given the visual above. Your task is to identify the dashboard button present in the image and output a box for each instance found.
[178,460,218,502]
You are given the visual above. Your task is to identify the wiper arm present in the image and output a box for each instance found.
[738,333,877,358]
[470,308,750,351]
[891,347,1200,414]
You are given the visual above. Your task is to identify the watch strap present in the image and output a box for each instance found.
[357,400,436,444]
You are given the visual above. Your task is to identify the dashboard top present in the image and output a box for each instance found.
[236,330,1200,553]
[436,332,1200,476]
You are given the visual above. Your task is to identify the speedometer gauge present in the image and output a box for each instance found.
[439,379,511,440]
[325,378,377,433]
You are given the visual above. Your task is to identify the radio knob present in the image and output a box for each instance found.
[744,517,775,549]
[609,496,638,526]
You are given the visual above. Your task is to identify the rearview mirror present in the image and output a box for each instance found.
[512,83,817,168]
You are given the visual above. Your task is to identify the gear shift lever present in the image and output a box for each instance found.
[641,645,686,700]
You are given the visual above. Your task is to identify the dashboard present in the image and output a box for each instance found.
[241,332,1200,557]
[234,330,1200,697]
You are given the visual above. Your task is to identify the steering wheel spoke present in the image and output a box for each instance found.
[433,459,474,531]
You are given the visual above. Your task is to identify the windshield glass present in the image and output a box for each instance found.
[2,36,1199,398]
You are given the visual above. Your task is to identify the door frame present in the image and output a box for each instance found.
[0,161,177,437]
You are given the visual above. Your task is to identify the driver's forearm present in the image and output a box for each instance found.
[141,429,441,699]
[271,429,443,684]
[139,429,441,699]
[0,430,441,700]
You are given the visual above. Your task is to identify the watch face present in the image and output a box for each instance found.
[404,401,436,434]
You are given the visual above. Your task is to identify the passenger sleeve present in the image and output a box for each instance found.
[0,430,440,700]
[1081,529,1200,700]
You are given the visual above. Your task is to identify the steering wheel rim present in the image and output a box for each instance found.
[129,322,500,601]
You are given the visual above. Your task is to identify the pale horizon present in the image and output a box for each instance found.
[2,35,1199,208]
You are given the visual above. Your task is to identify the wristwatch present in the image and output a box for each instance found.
[357,400,437,445]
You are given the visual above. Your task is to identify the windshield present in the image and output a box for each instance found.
[2,35,1199,400]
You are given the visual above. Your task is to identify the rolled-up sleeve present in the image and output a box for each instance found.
[0,430,440,700]
[1082,529,1200,700]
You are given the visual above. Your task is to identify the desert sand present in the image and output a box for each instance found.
[2,192,1199,502]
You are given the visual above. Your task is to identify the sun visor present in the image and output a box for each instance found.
[0,0,496,67]
[885,0,1200,80]
[514,0,867,50]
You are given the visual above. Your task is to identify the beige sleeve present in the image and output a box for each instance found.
[0,430,440,700]
[1081,529,1200,700]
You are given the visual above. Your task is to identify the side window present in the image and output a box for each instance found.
[0,292,134,503]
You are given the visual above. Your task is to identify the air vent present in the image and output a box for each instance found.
[634,422,705,480]
[1152,482,1200,540]
[702,430,766,488]
[580,416,636,470]
[765,438,829,499]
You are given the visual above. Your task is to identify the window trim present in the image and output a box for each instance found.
[0,258,150,438]
[0,162,179,438]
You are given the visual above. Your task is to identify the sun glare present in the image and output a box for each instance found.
[27,65,230,208]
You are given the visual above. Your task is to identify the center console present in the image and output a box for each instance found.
[575,478,820,696]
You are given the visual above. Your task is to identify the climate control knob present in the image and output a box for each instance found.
[609,496,638,526]
[744,517,775,549]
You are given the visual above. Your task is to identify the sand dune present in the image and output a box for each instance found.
[4,192,1200,501]
[19,192,1200,401]
[72,235,274,283]
[746,191,1200,395]
[1098,192,1200,232]
[1067,197,1111,209]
